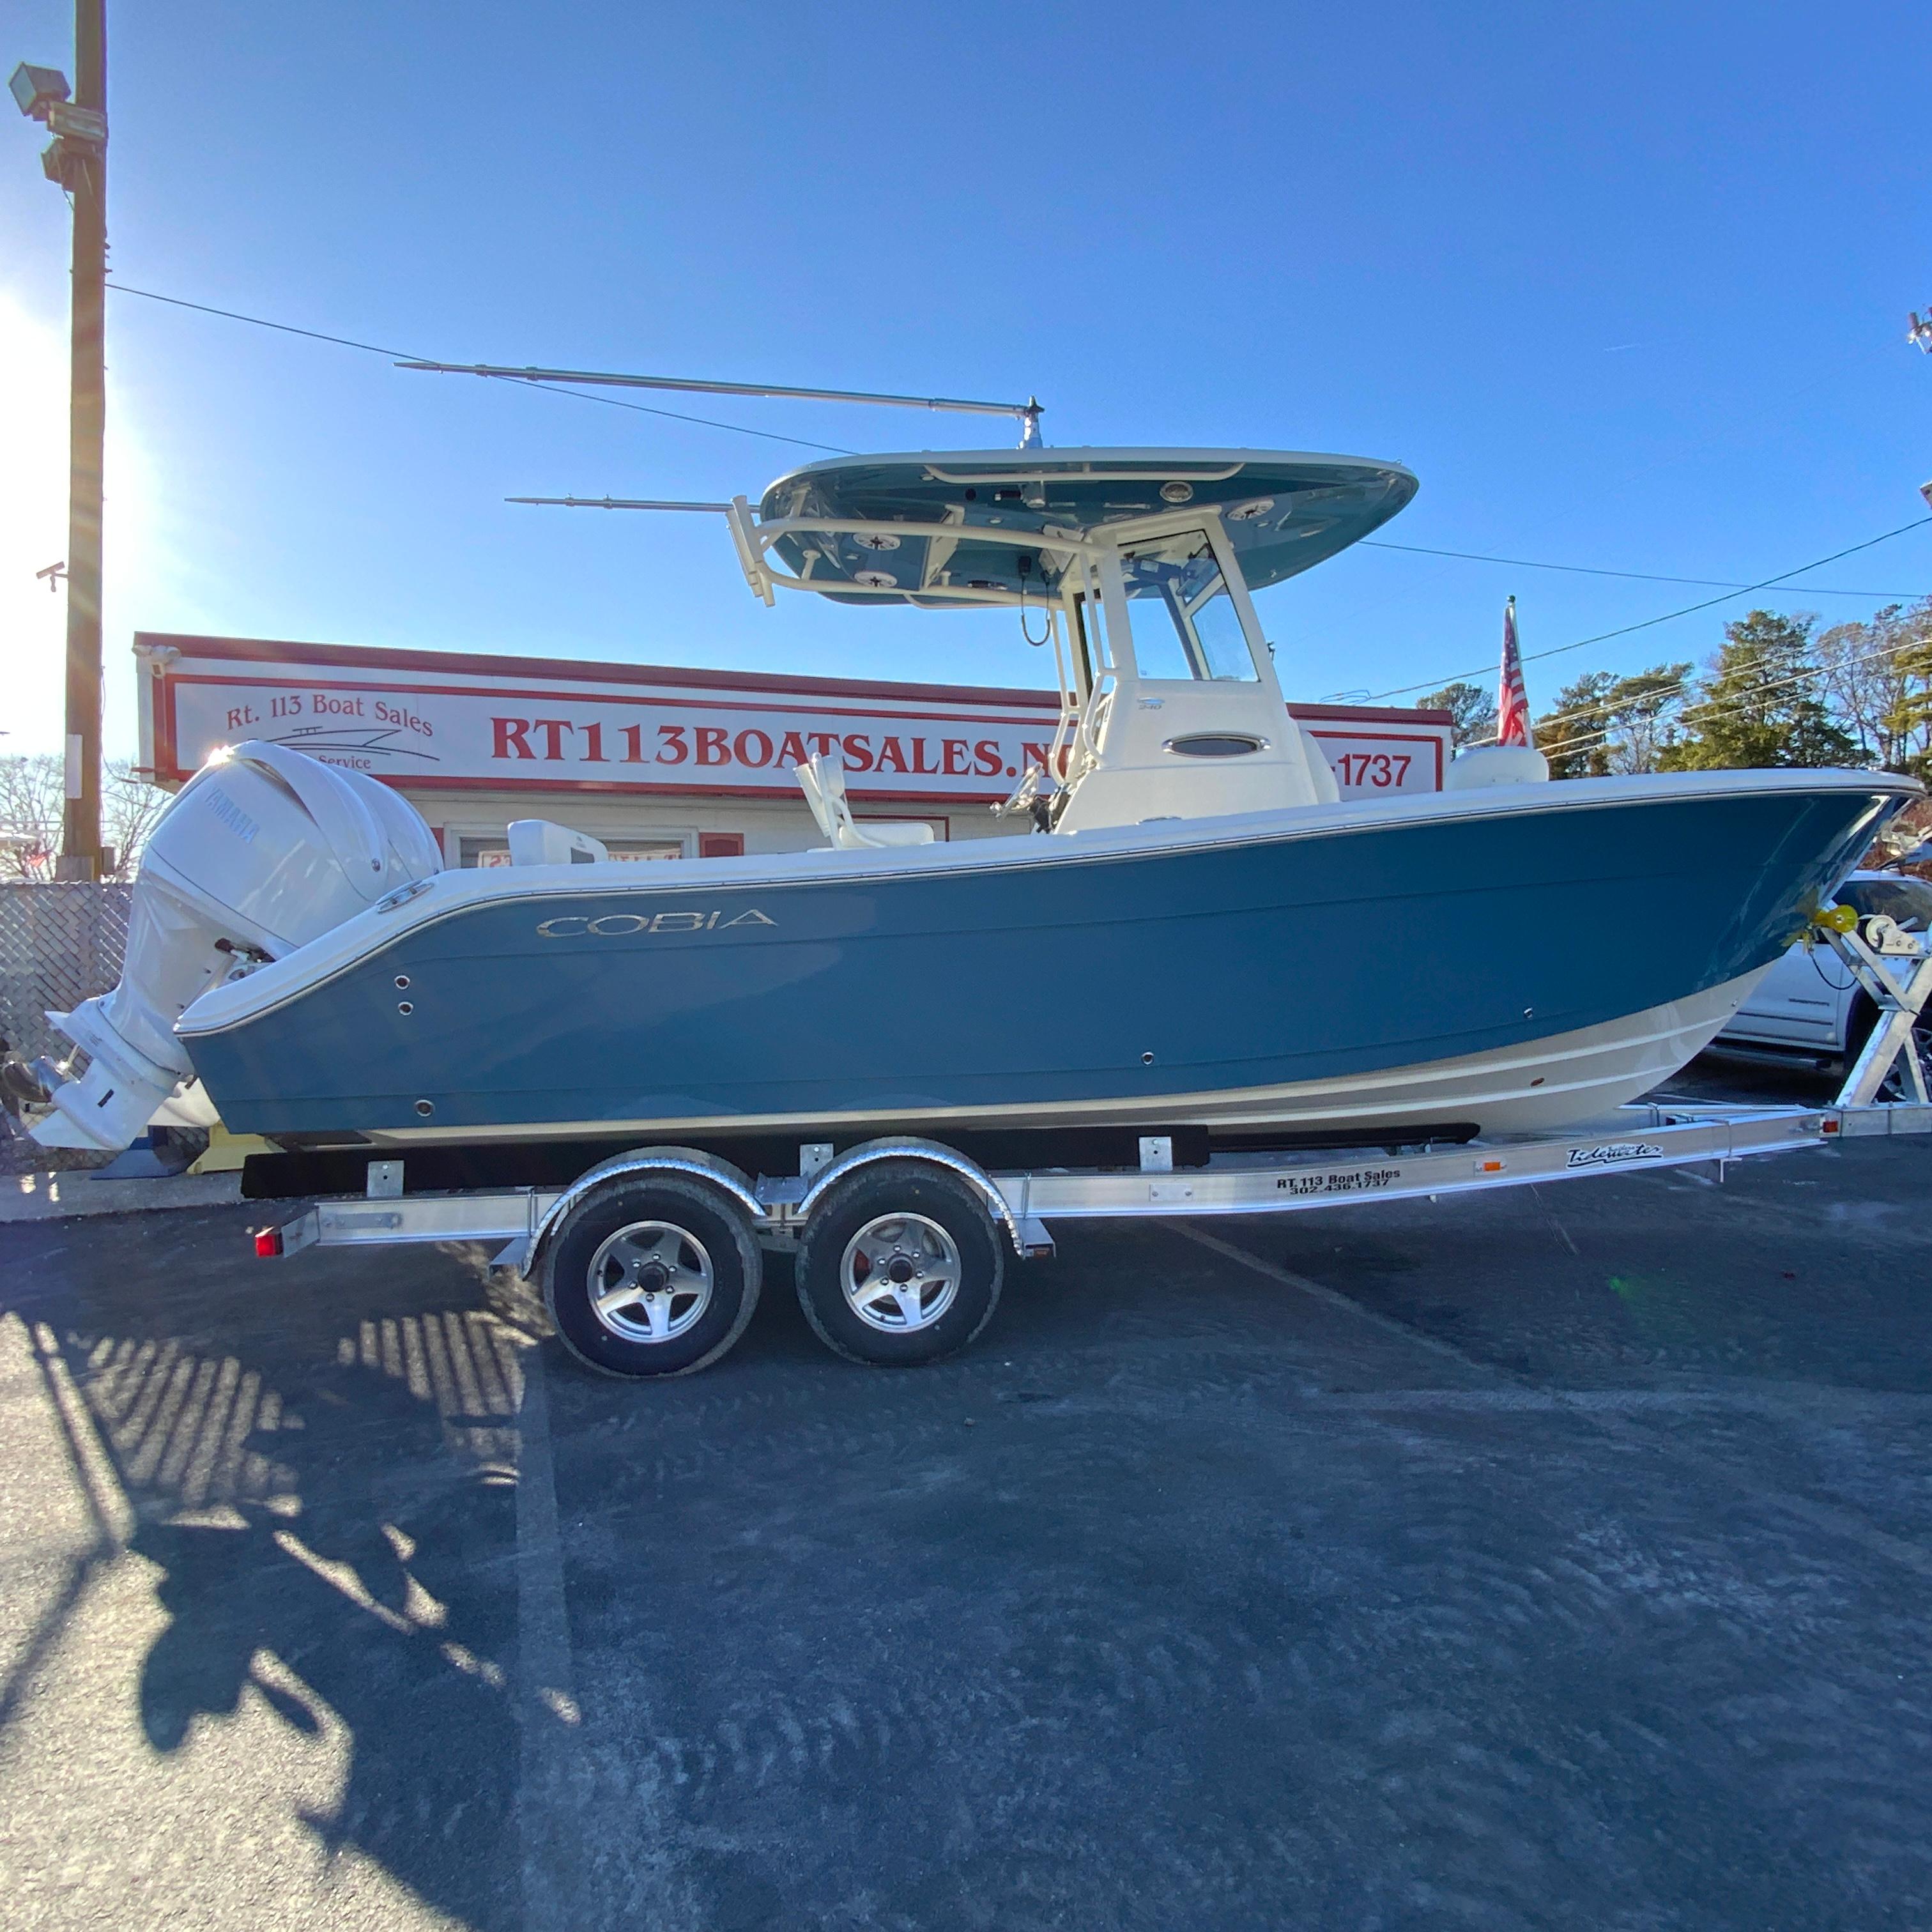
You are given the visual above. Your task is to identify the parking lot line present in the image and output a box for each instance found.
[1166,1220,1477,1368]
[1175,1213,1932,1584]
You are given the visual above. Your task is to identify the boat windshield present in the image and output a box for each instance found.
[1119,530,1259,682]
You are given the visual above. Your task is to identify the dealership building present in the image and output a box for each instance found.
[134,632,1453,863]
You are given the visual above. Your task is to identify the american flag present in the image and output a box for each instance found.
[1497,596,1533,747]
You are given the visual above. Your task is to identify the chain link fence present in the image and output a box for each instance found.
[0,882,133,1064]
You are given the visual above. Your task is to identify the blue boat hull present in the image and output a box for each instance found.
[180,778,1902,1142]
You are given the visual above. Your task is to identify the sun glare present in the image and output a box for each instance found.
[0,288,172,761]
[0,295,70,756]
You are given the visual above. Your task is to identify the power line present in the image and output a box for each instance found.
[1358,537,1926,599]
[102,282,855,454]
[1367,516,1932,703]
[1520,632,1923,762]
[1510,625,1917,749]
[81,282,1932,628]
[105,282,410,358]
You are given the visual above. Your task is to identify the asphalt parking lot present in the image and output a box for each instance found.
[3,1066,1930,1930]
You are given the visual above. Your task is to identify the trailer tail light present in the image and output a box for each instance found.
[254,1225,284,1258]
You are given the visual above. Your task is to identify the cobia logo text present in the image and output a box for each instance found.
[536,908,778,938]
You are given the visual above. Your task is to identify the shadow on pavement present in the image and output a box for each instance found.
[2,1212,533,1929]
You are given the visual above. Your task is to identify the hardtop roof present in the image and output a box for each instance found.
[755,447,1418,604]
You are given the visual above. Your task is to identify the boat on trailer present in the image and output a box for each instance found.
[22,433,1929,1376]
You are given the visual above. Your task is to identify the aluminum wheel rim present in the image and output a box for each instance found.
[587,1220,714,1344]
[839,1213,962,1333]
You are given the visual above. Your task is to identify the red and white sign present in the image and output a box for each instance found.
[1292,706,1451,796]
[136,635,1452,802]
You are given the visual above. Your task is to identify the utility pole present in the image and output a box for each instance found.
[10,2,108,880]
[61,0,107,880]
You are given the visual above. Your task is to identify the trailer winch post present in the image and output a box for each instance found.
[1820,916,1932,1112]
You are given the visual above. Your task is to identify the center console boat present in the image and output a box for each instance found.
[31,446,1919,1158]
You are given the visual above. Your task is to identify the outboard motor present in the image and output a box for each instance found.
[33,742,441,1151]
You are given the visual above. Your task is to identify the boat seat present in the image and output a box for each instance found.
[793,753,935,850]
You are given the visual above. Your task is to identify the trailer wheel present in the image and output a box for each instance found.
[543,1177,762,1379]
[795,1162,1004,1367]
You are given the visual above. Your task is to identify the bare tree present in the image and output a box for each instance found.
[0,755,63,880]
[103,762,172,878]
[1816,598,1932,774]
[0,754,172,880]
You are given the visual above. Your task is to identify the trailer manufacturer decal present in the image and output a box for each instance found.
[1276,1167,1402,1197]
[535,908,777,937]
[1565,1140,1663,1169]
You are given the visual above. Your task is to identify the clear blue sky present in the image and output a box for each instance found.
[4,1,1931,757]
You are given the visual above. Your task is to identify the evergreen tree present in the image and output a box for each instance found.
[1533,663,1690,778]
[1602,663,1692,773]
[1662,611,1856,770]
[1889,624,1932,779]
[1420,681,1498,749]
[1535,671,1616,778]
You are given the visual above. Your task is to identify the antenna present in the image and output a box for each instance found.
[505,496,732,512]
[399,360,1045,448]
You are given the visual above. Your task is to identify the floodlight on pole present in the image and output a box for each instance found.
[8,61,69,119]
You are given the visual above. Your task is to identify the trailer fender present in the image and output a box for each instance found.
[796,1137,1043,1259]
[508,1145,763,1280]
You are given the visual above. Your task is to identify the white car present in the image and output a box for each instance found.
[1717,870,1932,1075]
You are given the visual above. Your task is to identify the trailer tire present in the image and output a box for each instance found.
[543,1176,762,1379]
[794,1162,1004,1367]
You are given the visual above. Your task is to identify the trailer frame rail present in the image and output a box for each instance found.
[256,1094,1932,1266]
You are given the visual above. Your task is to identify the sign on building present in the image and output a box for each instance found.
[135,635,1451,803]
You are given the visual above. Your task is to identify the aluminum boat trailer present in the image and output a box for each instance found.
[249,915,1928,1379]
[252,1098,1929,1378]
